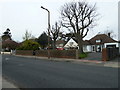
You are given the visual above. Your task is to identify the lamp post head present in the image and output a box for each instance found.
[41,6,44,9]
[41,6,49,12]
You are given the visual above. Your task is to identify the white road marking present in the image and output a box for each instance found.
[5,58,10,60]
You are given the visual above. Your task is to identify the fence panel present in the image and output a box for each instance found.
[107,48,119,60]
[102,48,119,61]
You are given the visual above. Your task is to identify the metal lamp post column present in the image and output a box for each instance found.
[41,6,50,59]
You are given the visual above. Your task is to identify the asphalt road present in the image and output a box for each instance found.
[2,54,118,88]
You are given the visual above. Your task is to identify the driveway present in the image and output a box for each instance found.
[84,52,102,61]
[84,52,119,62]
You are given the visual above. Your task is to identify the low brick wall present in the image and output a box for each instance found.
[16,50,33,56]
[16,50,78,59]
[49,50,76,59]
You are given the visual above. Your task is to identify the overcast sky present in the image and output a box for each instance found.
[0,0,119,42]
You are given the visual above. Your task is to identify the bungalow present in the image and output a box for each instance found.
[89,34,118,52]
[2,39,19,51]
[63,34,119,52]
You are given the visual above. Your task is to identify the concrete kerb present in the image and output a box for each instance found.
[15,55,104,63]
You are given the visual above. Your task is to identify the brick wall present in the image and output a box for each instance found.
[16,50,78,59]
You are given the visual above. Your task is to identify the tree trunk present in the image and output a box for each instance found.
[77,39,84,54]
[53,40,56,49]
[75,34,84,55]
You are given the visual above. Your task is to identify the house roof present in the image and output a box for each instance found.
[56,40,66,45]
[70,38,90,45]
[2,39,19,45]
[2,39,19,49]
[89,34,118,45]
[64,34,118,46]
[83,40,90,45]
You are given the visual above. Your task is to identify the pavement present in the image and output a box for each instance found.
[0,54,19,89]
[2,54,119,88]
[14,54,120,68]
[2,77,19,89]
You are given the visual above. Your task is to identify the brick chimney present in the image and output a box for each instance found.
[108,33,111,37]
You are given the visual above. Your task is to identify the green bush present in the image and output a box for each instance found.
[79,53,88,58]
[17,40,40,50]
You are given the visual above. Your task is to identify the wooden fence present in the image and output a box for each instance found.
[102,48,119,61]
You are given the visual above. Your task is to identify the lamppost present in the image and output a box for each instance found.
[41,6,50,59]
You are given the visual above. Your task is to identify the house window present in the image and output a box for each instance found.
[69,42,73,46]
[96,40,101,43]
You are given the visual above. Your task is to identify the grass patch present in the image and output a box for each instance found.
[79,53,88,59]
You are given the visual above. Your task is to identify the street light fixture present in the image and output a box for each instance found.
[41,6,50,59]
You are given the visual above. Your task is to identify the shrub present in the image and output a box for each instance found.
[17,40,40,50]
[79,53,88,59]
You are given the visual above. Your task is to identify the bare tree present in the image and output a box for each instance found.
[23,30,32,41]
[51,22,61,49]
[61,1,98,54]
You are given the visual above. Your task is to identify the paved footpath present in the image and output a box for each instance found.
[2,77,20,89]
[15,55,119,68]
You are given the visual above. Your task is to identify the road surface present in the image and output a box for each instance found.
[2,54,118,88]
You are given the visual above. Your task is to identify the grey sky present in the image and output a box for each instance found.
[0,0,119,42]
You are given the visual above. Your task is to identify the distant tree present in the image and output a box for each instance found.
[2,28,12,41]
[61,1,98,54]
[37,32,49,49]
[22,30,33,41]
[17,40,40,50]
[51,22,61,49]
